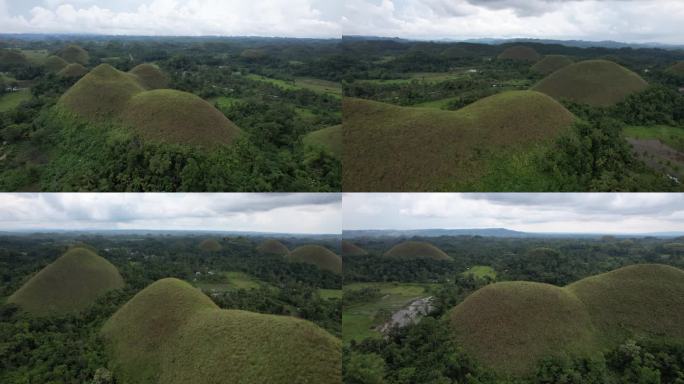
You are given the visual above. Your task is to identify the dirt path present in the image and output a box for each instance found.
[376,296,434,334]
[628,138,684,181]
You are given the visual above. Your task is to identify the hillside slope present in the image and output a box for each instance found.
[288,245,342,274]
[384,241,450,260]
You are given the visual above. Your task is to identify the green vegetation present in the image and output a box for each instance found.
[342,240,367,256]
[57,44,89,65]
[320,288,343,300]
[0,49,29,69]
[129,63,169,90]
[462,265,496,280]
[8,247,124,316]
[256,239,290,256]
[288,245,343,274]
[57,63,88,78]
[0,89,31,112]
[531,54,574,75]
[666,61,684,76]
[533,60,649,106]
[384,241,450,260]
[343,91,575,191]
[295,77,342,97]
[44,55,69,72]
[198,238,222,252]
[102,278,341,384]
[497,45,541,62]
[304,125,341,158]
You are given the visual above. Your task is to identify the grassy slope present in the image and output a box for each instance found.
[0,89,31,112]
[450,282,598,376]
[343,282,435,343]
[295,77,342,97]
[57,45,89,65]
[532,59,648,106]
[102,278,341,384]
[624,125,684,152]
[44,55,69,72]
[666,62,684,76]
[303,125,342,159]
[121,89,241,148]
[58,63,88,78]
[8,247,124,316]
[343,91,575,191]
[384,241,450,260]
[531,55,574,75]
[342,240,367,256]
[449,264,684,376]
[129,64,169,90]
[198,239,222,252]
[288,245,342,274]
[256,239,290,255]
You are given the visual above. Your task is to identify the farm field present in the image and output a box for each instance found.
[0,89,31,112]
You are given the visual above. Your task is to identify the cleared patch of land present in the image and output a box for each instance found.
[0,89,31,112]
[628,138,684,180]
[295,77,342,97]
[624,125,684,152]
[462,265,496,280]
[319,289,343,299]
[194,271,264,292]
[343,282,435,343]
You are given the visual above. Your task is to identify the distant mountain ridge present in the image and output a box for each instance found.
[344,228,684,239]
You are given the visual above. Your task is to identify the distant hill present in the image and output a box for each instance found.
[256,239,289,255]
[57,44,89,65]
[666,62,684,77]
[531,55,574,75]
[343,91,575,191]
[129,63,169,89]
[341,240,367,256]
[8,247,124,316]
[384,241,450,260]
[44,55,69,72]
[303,125,341,159]
[198,238,222,252]
[343,228,684,239]
[449,264,684,375]
[287,245,342,273]
[58,63,88,78]
[101,278,341,384]
[497,46,540,62]
[532,59,648,106]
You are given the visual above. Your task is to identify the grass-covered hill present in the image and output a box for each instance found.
[256,239,290,255]
[343,91,575,191]
[287,245,342,274]
[198,238,222,252]
[7,247,124,316]
[342,240,367,256]
[44,55,69,72]
[57,44,89,65]
[129,63,169,90]
[449,264,684,376]
[59,64,241,148]
[666,61,684,77]
[101,278,341,384]
[531,55,574,75]
[497,46,541,62]
[532,59,649,106]
[0,49,29,68]
[58,63,88,78]
[384,241,450,260]
[303,125,341,159]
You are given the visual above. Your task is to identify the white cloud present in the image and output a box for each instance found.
[343,0,684,44]
[342,193,684,234]
[0,193,342,234]
[0,0,341,37]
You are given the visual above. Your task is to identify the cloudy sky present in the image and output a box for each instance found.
[0,193,342,234]
[343,193,684,234]
[343,0,684,44]
[0,0,341,37]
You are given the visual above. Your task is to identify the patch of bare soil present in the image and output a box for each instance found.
[628,138,684,181]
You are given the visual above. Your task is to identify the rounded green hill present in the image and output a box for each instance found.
[101,278,341,384]
[57,44,89,65]
[303,125,341,159]
[129,63,169,90]
[0,49,29,68]
[497,46,541,62]
[531,55,573,75]
[567,264,684,345]
[60,64,146,119]
[450,281,597,375]
[384,241,450,260]
[287,245,342,274]
[342,240,367,256]
[532,59,648,106]
[256,239,290,256]
[666,61,684,77]
[343,91,575,191]
[58,63,88,78]
[8,247,124,316]
[198,238,222,252]
[121,89,242,148]
[449,264,684,376]
[44,55,69,72]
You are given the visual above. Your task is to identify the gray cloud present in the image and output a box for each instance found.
[465,0,566,16]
